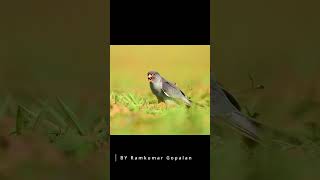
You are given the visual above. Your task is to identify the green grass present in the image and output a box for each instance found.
[110,87,210,135]
[0,96,108,179]
[0,96,108,151]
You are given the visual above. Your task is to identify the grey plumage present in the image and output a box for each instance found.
[212,75,308,148]
[147,71,192,107]
[212,79,261,142]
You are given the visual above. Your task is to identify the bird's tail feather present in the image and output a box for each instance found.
[184,98,208,108]
[183,97,192,107]
[221,112,304,148]
[224,111,261,143]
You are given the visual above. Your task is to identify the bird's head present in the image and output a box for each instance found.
[147,71,161,83]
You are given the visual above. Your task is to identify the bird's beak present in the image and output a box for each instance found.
[148,74,152,82]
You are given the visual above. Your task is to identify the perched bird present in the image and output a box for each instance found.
[147,71,192,107]
[211,79,261,143]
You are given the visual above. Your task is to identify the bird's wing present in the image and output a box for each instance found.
[213,82,239,114]
[212,81,260,142]
[215,82,241,111]
[221,88,241,111]
[161,81,186,99]
[223,111,260,142]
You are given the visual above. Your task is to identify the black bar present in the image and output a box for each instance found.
[110,0,210,45]
[110,135,210,179]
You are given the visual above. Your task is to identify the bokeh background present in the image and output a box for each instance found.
[212,0,320,179]
[0,0,109,179]
[111,45,210,91]
[1,0,320,179]
[110,45,210,134]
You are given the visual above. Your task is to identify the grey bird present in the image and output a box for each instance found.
[147,71,192,107]
[212,79,261,142]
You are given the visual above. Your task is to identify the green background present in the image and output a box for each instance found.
[1,0,320,179]
[0,0,109,179]
[212,0,320,179]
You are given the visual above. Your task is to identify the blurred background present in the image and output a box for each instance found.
[2,0,320,179]
[212,0,320,179]
[110,45,210,135]
[0,0,109,179]
[111,45,210,92]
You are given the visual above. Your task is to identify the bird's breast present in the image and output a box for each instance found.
[150,82,162,95]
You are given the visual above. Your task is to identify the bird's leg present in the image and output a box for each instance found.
[157,98,164,104]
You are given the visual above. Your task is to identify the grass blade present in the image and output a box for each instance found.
[38,100,67,128]
[32,110,44,130]
[14,105,39,135]
[19,105,37,118]
[15,106,23,135]
[0,96,10,119]
[57,97,85,136]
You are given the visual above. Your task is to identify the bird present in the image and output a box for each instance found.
[147,71,192,107]
[211,78,262,143]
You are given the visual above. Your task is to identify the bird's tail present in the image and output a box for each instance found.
[183,98,192,107]
[223,111,261,143]
[218,112,305,148]
[184,97,208,108]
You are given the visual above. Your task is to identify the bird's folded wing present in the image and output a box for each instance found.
[223,111,260,142]
[221,88,242,111]
[161,81,185,98]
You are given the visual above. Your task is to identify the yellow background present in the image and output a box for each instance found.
[110,45,210,93]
